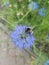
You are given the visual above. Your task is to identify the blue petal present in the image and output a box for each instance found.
[14,25,26,34]
[26,35,35,44]
[16,39,24,49]
[38,8,46,16]
[24,42,31,48]
[10,32,21,43]
[4,2,9,7]
[28,1,38,10]
[47,60,49,63]
[44,60,49,65]
[26,37,32,44]
[24,37,32,48]
[44,63,48,65]
[29,34,35,43]
[24,35,35,48]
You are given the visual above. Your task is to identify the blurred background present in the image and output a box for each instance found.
[0,0,49,65]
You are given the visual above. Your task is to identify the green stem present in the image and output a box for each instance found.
[0,16,14,27]
[0,10,31,29]
[18,10,31,22]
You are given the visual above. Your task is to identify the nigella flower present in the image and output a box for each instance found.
[10,25,35,49]
[28,1,38,10]
[4,2,10,7]
[38,8,46,16]
[44,60,49,65]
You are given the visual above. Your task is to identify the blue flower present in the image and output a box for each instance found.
[4,2,9,7]
[38,8,46,16]
[10,25,35,49]
[44,60,49,65]
[28,1,38,10]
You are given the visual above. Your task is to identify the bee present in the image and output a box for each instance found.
[25,27,33,34]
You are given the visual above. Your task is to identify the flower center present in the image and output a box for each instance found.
[21,34,26,39]
[21,28,32,39]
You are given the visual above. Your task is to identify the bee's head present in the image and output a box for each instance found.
[25,28,32,34]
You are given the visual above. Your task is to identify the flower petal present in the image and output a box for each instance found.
[38,8,46,16]
[28,1,38,10]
